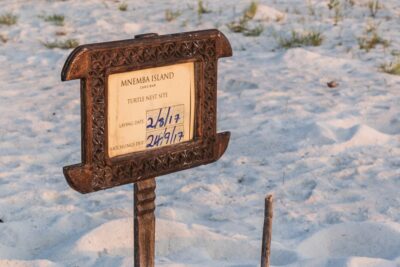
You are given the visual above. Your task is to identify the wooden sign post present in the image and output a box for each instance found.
[61,29,232,266]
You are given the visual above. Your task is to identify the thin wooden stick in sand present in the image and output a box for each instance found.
[261,194,273,267]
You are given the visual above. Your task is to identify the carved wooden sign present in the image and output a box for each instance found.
[61,29,232,193]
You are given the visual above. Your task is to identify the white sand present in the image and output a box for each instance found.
[0,0,400,266]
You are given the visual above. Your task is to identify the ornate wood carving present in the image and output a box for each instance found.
[61,29,232,193]
[134,178,156,267]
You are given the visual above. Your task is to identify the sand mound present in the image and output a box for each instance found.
[298,222,400,260]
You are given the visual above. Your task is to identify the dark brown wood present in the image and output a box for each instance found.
[134,178,156,267]
[261,195,273,267]
[61,30,232,267]
[61,29,232,193]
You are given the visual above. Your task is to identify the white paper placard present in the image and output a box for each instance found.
[107,62,195,158]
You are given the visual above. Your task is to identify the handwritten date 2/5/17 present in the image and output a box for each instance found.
[146,125,184,148]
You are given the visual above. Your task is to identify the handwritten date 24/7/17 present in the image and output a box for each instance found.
[146,105,186,148]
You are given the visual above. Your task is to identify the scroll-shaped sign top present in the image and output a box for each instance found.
[61,29,232,194]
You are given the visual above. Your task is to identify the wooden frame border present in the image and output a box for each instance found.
[61,29,232,193]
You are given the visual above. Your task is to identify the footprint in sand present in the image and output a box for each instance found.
[287,180,317,202]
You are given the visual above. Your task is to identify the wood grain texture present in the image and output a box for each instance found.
[134,178,156,267]
[261,195,273,267]
[61,29,232,193]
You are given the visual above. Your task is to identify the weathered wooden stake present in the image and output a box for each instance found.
[61,30,232,266]
[134,178,156,267]
[261,195,273,267]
